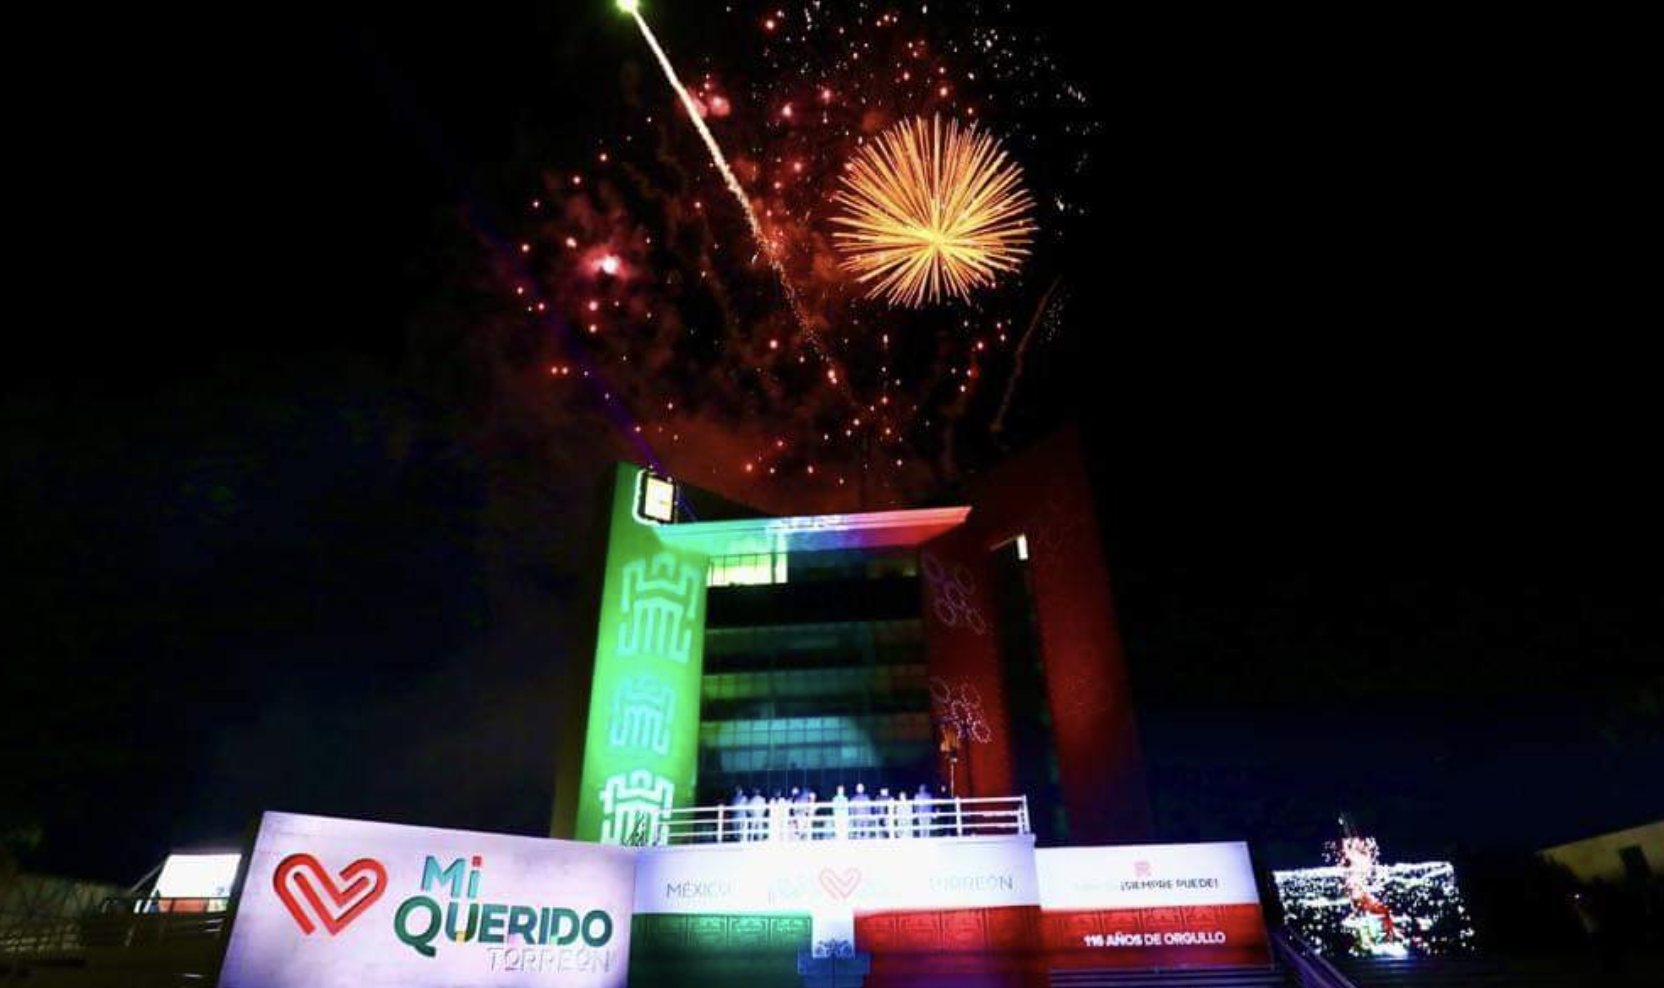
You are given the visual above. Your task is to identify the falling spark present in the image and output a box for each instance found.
[990,275,1063,444]
[832,115,1035,307]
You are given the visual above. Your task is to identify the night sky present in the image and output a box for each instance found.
[9,4,1657,884]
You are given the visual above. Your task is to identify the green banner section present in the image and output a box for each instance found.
[629,913,812,988]
[574,466,710,843]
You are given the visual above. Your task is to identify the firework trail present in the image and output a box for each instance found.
[990,275,1063,445]
[619,0,817,341]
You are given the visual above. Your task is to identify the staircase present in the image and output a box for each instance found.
[1050,966,1296,988]
[1334,952,1664,988]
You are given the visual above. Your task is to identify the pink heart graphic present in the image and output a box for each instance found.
[273,853,387,936]
[819,867,863,900]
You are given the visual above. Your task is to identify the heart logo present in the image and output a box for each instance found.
[818,867,863,901]
[273,853,387,936]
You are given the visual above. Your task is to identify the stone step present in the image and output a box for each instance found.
[1050,965,1296,988]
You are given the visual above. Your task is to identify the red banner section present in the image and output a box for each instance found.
[848,901,1267,982]
[1039,902,1270,969]
[856,906,1042,988]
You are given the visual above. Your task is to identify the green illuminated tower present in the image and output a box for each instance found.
[554,465,710,843]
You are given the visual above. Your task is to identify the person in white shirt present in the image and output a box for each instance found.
[747,788,767,842]
[769,791,789,841]
[850,783,871,839]
[914,784,935,838]
[875,788,892,839]
[831,785,850,840]
[788,787,805,840]
[805,790,821,840]
[893,791,914,839]
[725,786,747,842]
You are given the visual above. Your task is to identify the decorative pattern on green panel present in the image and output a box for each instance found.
[629,913,812,988]
[575,466,710,843]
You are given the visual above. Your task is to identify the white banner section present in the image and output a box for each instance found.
[1035,841,1261,909]
[634,834,1037,915]
[218,812,636,988]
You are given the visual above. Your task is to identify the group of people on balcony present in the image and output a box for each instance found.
[719,783,947,841]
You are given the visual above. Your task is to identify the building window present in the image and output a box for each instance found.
[707,551,789,587]
[635,471,677,523]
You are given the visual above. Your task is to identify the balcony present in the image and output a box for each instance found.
[642,795,1031,846]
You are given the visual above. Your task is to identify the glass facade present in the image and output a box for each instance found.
[695,548,934,801]
[707,550,788,587]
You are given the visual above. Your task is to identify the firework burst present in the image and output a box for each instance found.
[496,3,1094,508]
[833,115,1036,308]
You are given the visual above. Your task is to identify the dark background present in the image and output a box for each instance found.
[7,4,1657,884]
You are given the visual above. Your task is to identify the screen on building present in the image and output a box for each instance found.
[1272,836,1475,957]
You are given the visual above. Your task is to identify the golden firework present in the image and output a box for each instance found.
[832,115,1035,307]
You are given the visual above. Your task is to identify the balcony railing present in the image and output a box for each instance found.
[646,795,1030,846]
[0,898,231,958]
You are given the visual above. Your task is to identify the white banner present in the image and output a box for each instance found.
[1035,842,1261,910]
[635,835,1038,915]
[218,812,636,988]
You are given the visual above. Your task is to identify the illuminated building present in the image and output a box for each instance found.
[17,433,1274,988]
[552,429,1151,847]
